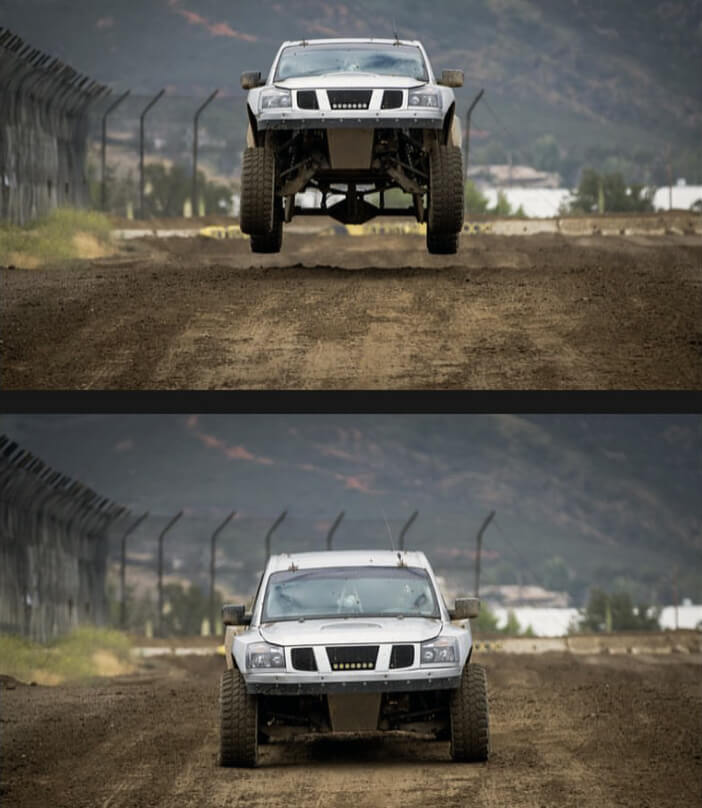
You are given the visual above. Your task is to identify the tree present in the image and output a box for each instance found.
[543,556,570,591]
[571,169,654,214]
[143,163,233,217]
[465,180,489,215]
[502,610,522,636]
[531,134,561,173]
[160,582,224,636]
[491,190,513,216]
[472,604,501,634]
[580,587,659,632]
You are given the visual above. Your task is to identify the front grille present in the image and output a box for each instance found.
[381,90,403,110]
[327,90,372,111]
[291,647,317,671]
[327,645,379,670]
[389,644,415,669]
[297,90,319,110]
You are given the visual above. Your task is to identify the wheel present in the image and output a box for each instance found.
[240,147,277,237]
[250,200,283,253]
[427,143,464,255]
[219,668,258,767]
[427,231,459,255]
[449,663,490,762]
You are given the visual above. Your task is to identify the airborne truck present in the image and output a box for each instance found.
[219,550,490,766]
[239,39,465,254]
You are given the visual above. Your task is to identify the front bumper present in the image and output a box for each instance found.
[244,667,462,695]
[257,111,444,131]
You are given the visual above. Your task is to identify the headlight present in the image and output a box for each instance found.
[420,637,458,665]
[246,642,285,669]
[261,89,292,110]
[408,89,441,109]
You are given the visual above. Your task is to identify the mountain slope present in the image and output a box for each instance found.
[2,0,701,157]
[2,414,700,603]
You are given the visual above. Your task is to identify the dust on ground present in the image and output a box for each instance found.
[2,230,701,389]
[2,651,700,808]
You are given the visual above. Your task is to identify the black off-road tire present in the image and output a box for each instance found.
[250,200,283,253]
[427,231,459,255]
[240,147,276,237]
[427,143,464,255]
[219,668,258,767]
[449,663,490,762]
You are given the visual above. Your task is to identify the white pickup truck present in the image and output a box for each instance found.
[219,550,489,766]
[239,38,465,254]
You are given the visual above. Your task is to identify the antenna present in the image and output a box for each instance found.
[392,18,400,44]
[381,508,396,551]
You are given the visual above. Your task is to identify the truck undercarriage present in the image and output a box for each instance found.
[259,689,451,741]
[240,125,465,255]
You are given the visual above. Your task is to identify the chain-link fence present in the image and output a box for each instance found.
[85,91,248,218]
[0,27,109,225]
[0,436,126,642]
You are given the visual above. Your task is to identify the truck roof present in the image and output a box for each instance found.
[280,38,422,48]
[266,549,431,573]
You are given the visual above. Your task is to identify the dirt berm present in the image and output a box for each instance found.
[2,230,701,389]
[2,651,700,807]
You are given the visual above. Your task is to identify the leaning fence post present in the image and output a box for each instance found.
[209,510,235,634]
[139,88,165,219]
[156,510,183,636]
[265,510,287,561]
[119,511,148,628]
[326,511,345,551]
[101,89,130,211]
[464,88,484,185]
[192,89,219,217]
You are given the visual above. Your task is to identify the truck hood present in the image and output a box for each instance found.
[274,74,427,90]
[259,616,442,646]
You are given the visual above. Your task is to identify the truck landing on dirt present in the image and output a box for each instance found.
[219,550,489,766]
[239,39,465,254]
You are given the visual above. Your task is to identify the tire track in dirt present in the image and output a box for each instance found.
[2,234,701,389]
[4,652,700,808]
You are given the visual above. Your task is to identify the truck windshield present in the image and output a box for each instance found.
[275,44,428,81]
[261,566,440,622]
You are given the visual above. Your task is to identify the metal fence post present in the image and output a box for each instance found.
[465,89,484,184]
[398,510,419,551]
[101,89,130,210]
[139,89,165,219]
[265,510,287,561]
[209,510,235,634]
[326,511,345,551]
[156,510,183,636]
[192,89,219,217]
[119,511,148,628]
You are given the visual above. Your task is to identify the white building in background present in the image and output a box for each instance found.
[480,188,573,218]
[493,607,580,637]
[491,603,702,636]
[658,603,702,630]
[652,181,702,212]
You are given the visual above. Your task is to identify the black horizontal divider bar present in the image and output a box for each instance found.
[1,391,700,415]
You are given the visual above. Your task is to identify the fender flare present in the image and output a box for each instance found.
[246,105,259,147]
[443,102,462,147]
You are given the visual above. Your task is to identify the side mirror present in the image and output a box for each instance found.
[222,604,251,626]
[439,69,464,88]
[241,71,264,90]
[450,597,480,620]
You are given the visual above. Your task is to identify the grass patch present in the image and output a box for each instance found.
[0,207,114,267]
[0,627,133,685]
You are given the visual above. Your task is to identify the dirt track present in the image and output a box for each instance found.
[2,651,700,807]
[2,231,702,389]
